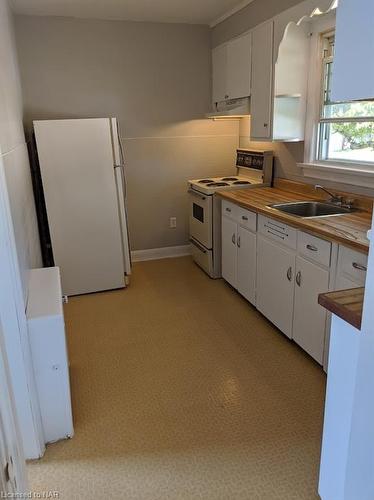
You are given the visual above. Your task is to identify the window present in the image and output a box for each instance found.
[317,35,374,165]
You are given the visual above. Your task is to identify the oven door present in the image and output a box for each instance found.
[189,189,212,249]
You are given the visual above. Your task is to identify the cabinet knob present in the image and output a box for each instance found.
[242,215,248,221]
[264,123,268,128]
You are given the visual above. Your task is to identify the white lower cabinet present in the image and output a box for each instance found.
[237,226,257,304]
[221,205,368,367]
[293,256,329,364]
[256,234,295,338]
[222,202,257,306]
[256,221,332,364]
[222,215,238,288]
[335,246,368,290]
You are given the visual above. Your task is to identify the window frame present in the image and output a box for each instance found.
[300,13,374,187]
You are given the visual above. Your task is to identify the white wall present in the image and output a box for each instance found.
[0,0,44,459]
[0,3,41,301]
[14,15,239,252]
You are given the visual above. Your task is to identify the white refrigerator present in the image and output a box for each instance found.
[33,118,132,296]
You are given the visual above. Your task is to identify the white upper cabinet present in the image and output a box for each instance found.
[212,32,252,104]
[212,44,227,103]
[332,0,374,102]
[226,32,252,100]
[273,21,310,141]
[250,17,310,142]
[251,21,274,140]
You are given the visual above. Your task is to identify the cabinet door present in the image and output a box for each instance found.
[293,257,329,364]
[226,32,252,100]
[222,216,237,288]
[256,235,295,338]
[335,275,360,291]
[212,44,227,103]
[237,226,256,305]
[251,21,274,139]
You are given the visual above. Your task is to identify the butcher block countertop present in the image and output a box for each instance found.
[218,179,373,253]
[318,288,364,330]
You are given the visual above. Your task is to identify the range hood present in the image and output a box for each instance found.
[206,97,250,119]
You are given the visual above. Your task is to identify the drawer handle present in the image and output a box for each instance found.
[232,233,236,245]
[287,266,292,282]
[237,236,241,248]
[352,262,367,272]
[242,215,248,221]
[226,207,232,213]
[296,271,302,287]
[306,244,318,252]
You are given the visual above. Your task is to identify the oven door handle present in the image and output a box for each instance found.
[190,238,207,254]
[188,189,207,201]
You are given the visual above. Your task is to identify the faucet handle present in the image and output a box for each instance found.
[342,198,356,209]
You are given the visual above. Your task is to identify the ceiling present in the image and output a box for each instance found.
[10,0,254,26]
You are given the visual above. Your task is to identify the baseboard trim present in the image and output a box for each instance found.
[131,245,191,263]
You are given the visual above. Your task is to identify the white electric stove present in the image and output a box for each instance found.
[188,149,273,278]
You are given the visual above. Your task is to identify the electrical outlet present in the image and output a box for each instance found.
[169,217,177,229]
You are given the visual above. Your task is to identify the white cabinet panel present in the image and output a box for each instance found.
[212,44,227,103]
[222,215,237,289]
[222,200,238,220]
[256,234,295,338]
[297,231,331,268]
[335,275,359,291]
[27,267,74,444]
[250,21,274,139]
[226,32,252,100]
[258,214,297,249]
[237,206,257,232]
[337,246,368,287]
[332,0,374,102]
[293,256,329,364]
[237,226,256,305]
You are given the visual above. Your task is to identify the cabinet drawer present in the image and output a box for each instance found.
[338,246,368,286]
[222,200,238,220]
[297,232,331,267]
[258,215,297,249]
[237,207,256,232]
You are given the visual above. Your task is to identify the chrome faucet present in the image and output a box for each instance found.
[315,184,343,205]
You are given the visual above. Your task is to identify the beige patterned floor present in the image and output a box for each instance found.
[28,257,326,499]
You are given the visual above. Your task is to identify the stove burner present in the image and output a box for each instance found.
[207,182,230,187]
[198,179,214,184]
[221,177,239,181]
[233,180,251,185]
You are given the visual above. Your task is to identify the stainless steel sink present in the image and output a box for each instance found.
[268,201,356,218]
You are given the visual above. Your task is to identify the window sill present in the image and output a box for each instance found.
[297,162,374,189]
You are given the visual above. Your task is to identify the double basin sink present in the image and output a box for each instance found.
[268,201,356,219]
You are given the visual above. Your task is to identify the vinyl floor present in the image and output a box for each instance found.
[28,257,326,499]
